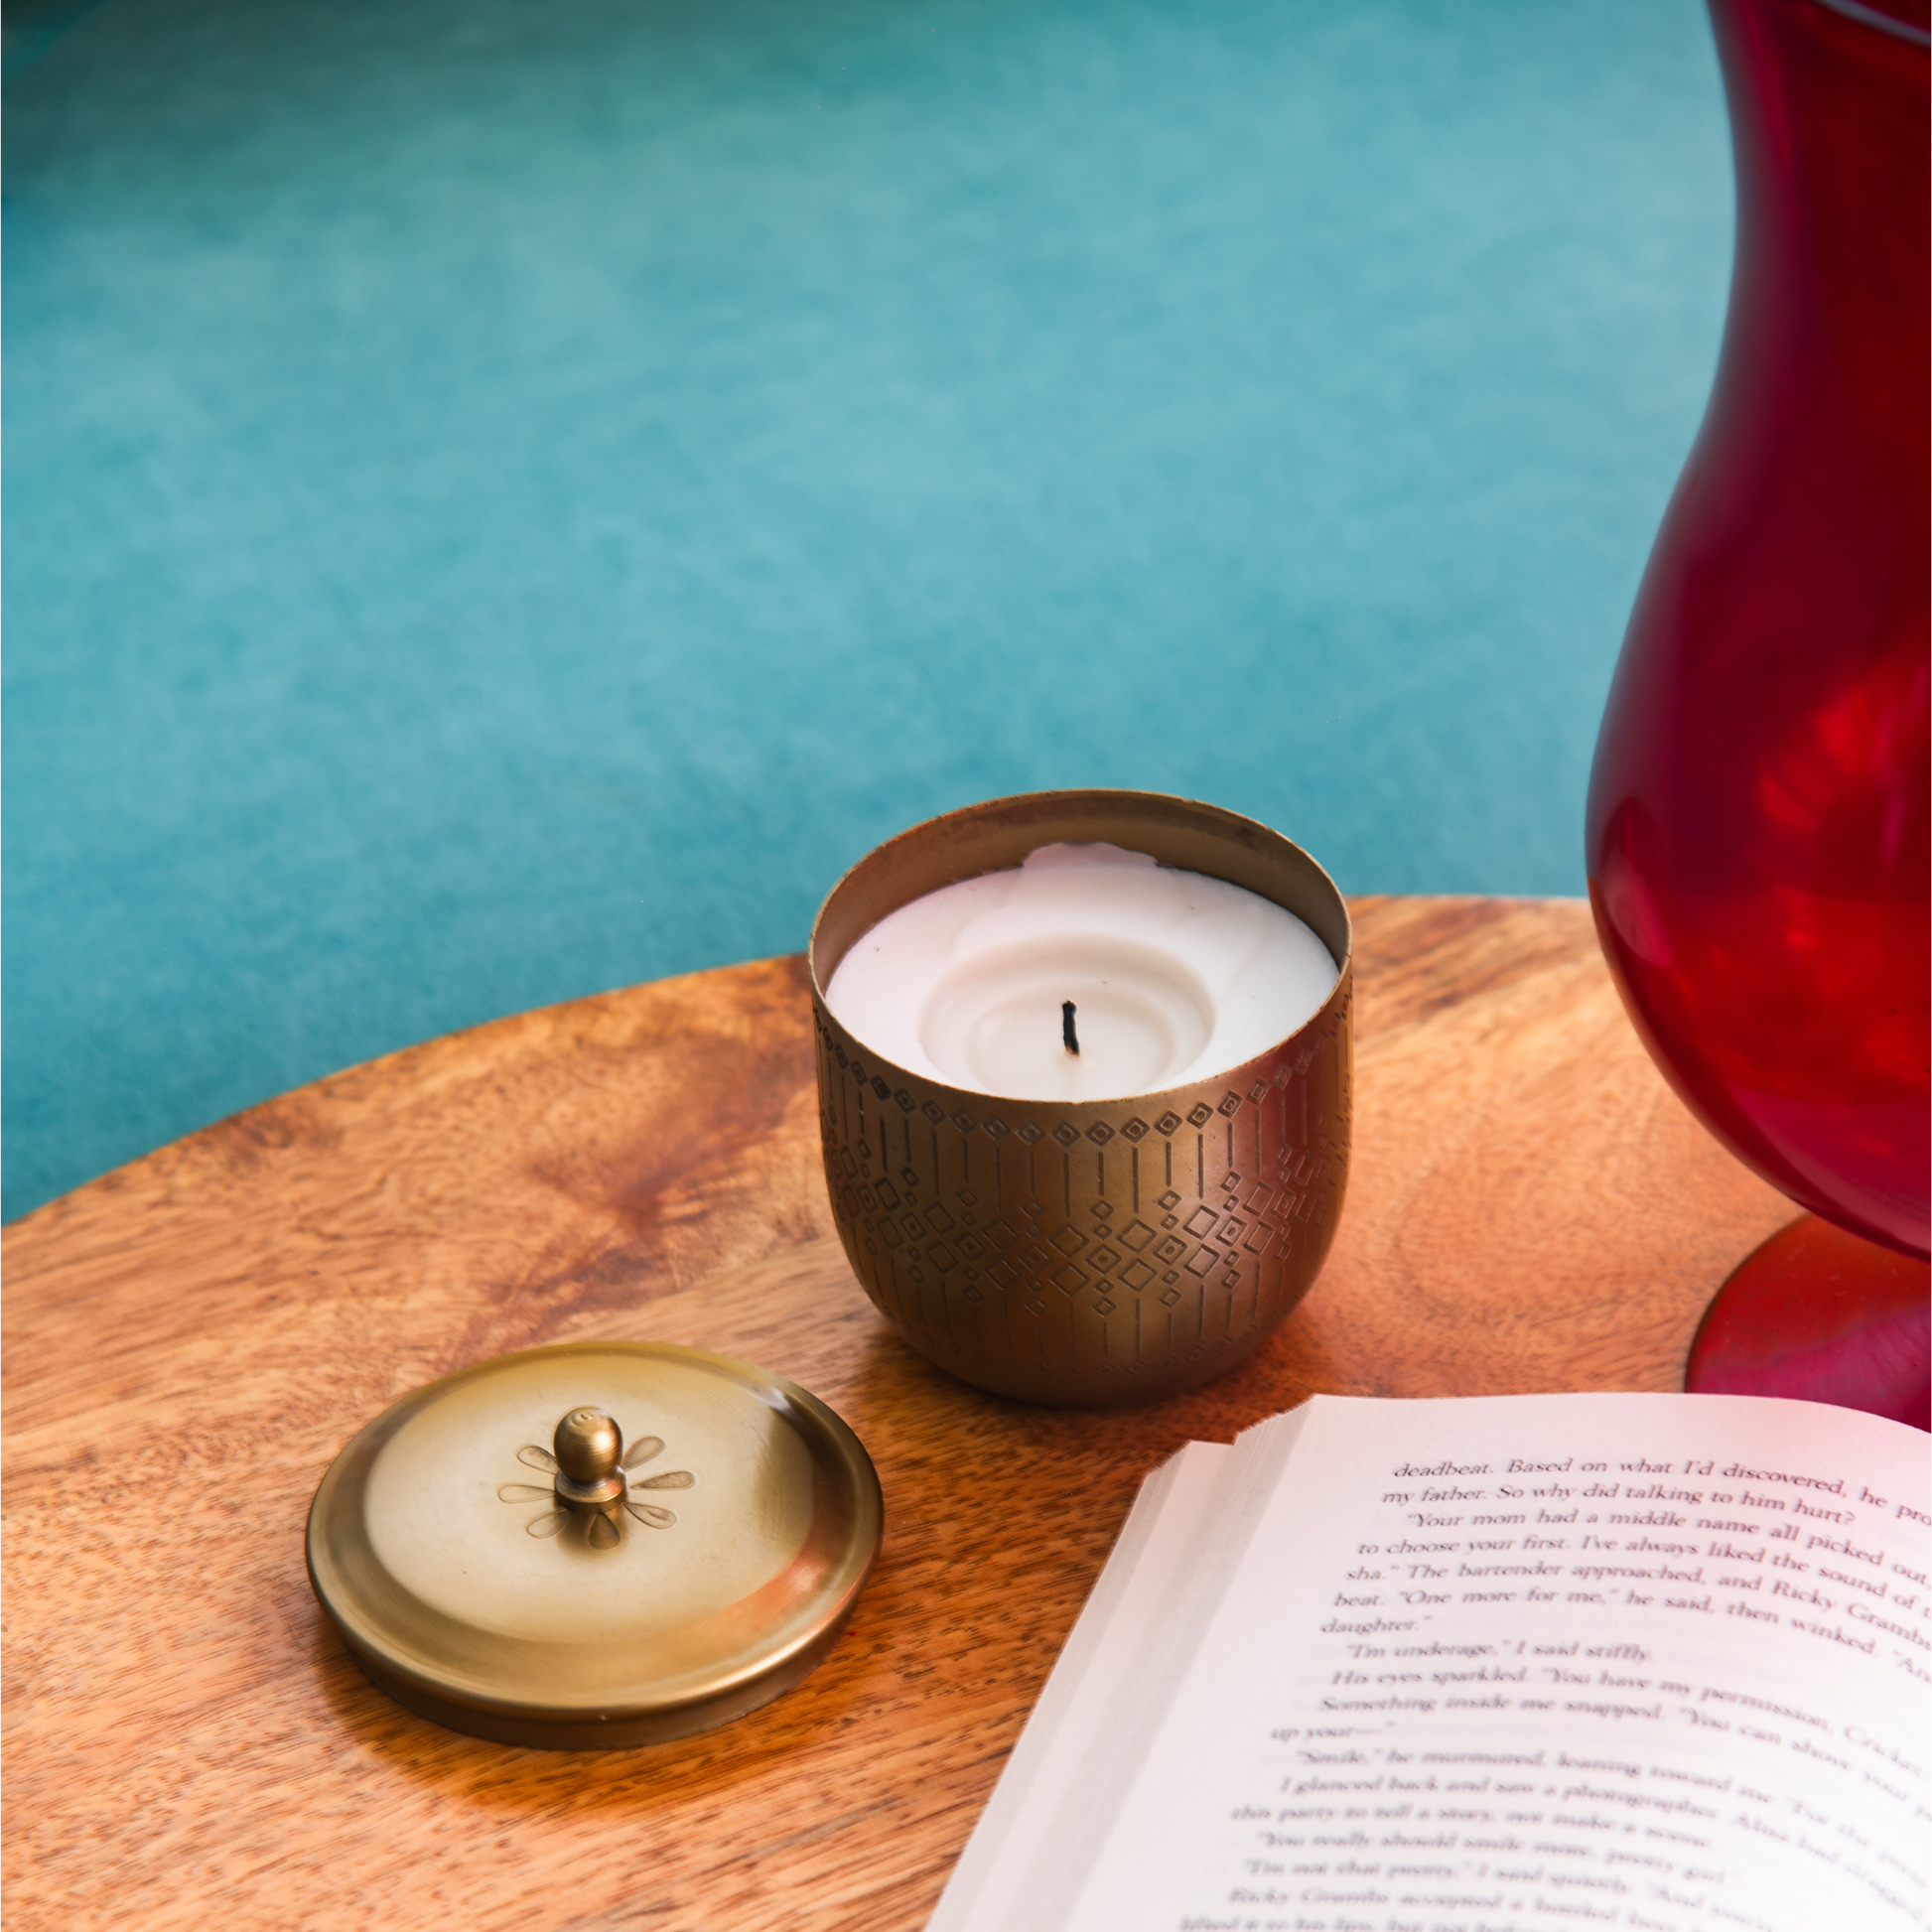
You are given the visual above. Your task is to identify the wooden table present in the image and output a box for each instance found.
[3,897,1793,1931]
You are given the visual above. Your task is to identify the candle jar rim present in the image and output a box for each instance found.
[808,788,1352,1035]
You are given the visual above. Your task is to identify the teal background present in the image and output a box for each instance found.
[2,0,1730,1221]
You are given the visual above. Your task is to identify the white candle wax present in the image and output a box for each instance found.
[823,842,1339,1102]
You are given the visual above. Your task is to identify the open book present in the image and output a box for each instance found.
[930,1393,1929,1932]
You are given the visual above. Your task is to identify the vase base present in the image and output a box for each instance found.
[1685,1215,1929,1430]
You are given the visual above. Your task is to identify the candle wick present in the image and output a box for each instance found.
[1062,1001,1079,1055]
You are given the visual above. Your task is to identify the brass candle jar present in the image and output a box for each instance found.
[809,790,1352,1407]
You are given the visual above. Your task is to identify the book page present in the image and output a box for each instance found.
[1062,1394,1930,1932]
[932,1441,1231,1932]
[957,1408,1314,1932]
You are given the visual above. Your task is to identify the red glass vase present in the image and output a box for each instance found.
[1586,0,1929,1423]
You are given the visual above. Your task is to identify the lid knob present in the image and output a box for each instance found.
[554,1406,621,1483]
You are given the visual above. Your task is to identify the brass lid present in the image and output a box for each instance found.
[306,1341,883,1749]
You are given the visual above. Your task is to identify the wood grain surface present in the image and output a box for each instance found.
[2,897,1794,1931]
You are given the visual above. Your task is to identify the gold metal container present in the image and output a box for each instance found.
[809,790,1352,1407]
[306,1341,882,1748]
